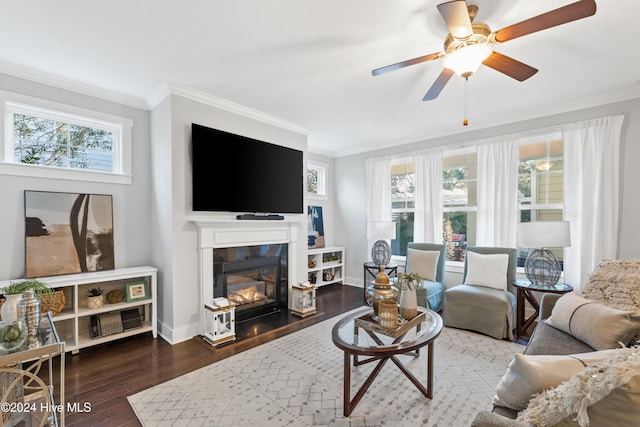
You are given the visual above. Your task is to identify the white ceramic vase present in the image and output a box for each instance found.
[1,294,23,323]
[399,285,418,320]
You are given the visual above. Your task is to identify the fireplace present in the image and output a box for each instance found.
[194,218,302,337]
[213,245,288,323]
[213,252,287,323]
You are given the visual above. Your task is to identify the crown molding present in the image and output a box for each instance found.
[0,61,148,110]
[148,82,309,136]
[329,85,640,158]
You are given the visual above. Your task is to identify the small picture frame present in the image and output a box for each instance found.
[126,280,148,302]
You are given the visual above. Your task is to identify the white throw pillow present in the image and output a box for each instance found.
[493,349,624,411]
[545,292,640,350]
[406,248,440,282]
[463,251,509,290]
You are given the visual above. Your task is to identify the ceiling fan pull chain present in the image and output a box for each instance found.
[463,76,469,126]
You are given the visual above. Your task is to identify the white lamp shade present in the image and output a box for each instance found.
[367,221,396,240]
[442,44,493,77]
[518,221,571,248]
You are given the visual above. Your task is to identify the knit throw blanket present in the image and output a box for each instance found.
[517,346,640,427]
[582,258,640,312]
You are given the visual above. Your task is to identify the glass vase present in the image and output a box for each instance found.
[17,290,40,349]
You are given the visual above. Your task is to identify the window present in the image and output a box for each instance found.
[391,161,414,256]
[1,92,133,184]
[518,135,565,267]
[307,161,327,198]
[442,149,477,262]
[387,132,564,266]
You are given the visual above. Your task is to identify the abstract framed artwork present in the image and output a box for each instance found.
[24,190,115,278]
[307,205,325,249]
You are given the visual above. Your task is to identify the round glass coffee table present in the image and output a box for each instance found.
[331,307,443,416]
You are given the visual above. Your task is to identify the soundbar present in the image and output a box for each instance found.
[236,214,285,221]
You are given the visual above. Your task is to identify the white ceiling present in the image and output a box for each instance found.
[0,1,638,157]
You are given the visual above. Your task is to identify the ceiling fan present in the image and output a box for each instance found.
[372,0,597,102]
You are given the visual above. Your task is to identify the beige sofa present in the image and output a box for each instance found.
[471,259,640,427]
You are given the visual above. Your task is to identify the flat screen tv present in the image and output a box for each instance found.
[191,123,304,214]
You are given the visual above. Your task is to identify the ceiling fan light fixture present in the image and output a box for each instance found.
[442,43,492,77]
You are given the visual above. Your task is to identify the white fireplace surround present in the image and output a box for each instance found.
[193,218,302,335]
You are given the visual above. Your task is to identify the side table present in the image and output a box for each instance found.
[513,279,573,339]
[0,312,65,426]
[363,262,397,299]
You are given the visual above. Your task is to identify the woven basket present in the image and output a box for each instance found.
[1,366,25,424]
[39,290,66,316]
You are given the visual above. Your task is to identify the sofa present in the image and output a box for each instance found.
[471,261,640,427]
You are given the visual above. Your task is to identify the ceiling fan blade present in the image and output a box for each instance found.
[492,0,596,43]
[372,52,443,76]
[482,52,538,81]
[423,68,455,101]
[437,1,473,39]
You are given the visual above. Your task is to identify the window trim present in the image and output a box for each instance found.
[0,91,133,184]
[307,161,328,200]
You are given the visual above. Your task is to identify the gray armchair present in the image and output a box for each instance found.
[443,246,517,340]
[404,242,446,312]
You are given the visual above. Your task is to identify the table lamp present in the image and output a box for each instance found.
[367,221,396,266]
[517,221,571,287]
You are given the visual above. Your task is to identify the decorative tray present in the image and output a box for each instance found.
[355,310,426,339]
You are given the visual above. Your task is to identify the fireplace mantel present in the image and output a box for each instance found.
[192,217,304,335]
[192,218,303,249]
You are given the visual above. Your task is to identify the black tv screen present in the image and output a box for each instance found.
[191,123,304,214]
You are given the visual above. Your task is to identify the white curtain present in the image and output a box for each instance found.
[365,156,392,261]
[413,149,443,243]
[476,135,519,247]
[365,156,392,222]
[562,115,624,293]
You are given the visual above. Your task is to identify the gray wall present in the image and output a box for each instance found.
[307,152,338,247]
[0,73,153,281]
[336,97,640,288]
[150,94,308,343]
[3,70,639,344]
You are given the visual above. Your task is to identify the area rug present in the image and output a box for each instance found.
[128,308,524,426]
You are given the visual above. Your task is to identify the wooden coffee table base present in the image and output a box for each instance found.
[342,341,434,416]
[333,308,442,417]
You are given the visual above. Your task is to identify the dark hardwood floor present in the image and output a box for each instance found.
[53,283,364,426]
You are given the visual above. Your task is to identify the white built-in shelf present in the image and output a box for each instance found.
[307,246,345,287]
[1,266,157,354]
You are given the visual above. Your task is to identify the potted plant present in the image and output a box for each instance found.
[396,272,423,320]
[1,279,52,323]
[86,287,104,309]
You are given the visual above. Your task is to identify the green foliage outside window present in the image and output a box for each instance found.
[13,113,113,171]
[307,168,318,193]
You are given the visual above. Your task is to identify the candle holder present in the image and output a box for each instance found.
[377,300,398,330]
[203,297,236,346]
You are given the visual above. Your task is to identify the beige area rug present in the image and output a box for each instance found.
[128,308,524,426]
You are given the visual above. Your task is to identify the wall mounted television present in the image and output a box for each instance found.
[191,123,304,214]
